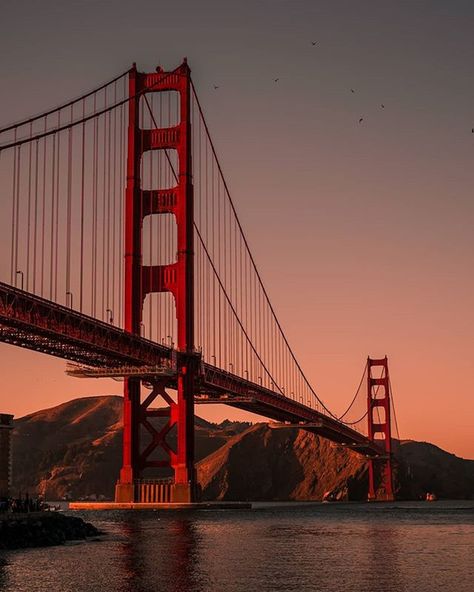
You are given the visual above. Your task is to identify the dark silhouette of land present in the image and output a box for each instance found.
[11,396,474,501]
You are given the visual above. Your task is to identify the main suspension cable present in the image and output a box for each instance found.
[0,67,183,151]
[0,68,131,135]
[190,79,367,425]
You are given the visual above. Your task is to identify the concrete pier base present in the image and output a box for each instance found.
[69,501,252,511]
[114,480,198,504]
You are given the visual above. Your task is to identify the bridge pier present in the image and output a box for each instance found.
[115,479,198,504]
[115,374,199,504]
[368,459,394,502]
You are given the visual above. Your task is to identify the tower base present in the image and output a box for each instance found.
[115,482,135,503]
[115,480,199,504]
[368,492,395,502]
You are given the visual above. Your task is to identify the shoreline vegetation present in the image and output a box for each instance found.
[0,512,101,550]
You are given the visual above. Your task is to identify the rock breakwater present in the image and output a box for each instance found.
[0,512,100,549]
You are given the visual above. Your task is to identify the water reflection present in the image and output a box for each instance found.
[365,524,405,592]
[117,513,205,592]
[0,503,472,592]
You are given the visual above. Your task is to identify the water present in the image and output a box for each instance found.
[1,501,473,592]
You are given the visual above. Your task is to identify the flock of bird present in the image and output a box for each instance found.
[212,41,474,133]
[212,41,387,125]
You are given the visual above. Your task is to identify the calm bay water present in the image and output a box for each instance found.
[0,501,473,592]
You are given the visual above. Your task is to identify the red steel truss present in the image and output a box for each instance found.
[0,281,171,367]
[0,280,393,498]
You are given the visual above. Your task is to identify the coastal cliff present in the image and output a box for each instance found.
[11,396,474,501]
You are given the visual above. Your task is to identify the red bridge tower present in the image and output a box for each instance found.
[115,61,197,503]
[367,356,394,501]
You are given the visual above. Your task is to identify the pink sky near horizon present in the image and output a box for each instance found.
[0,1,473,459]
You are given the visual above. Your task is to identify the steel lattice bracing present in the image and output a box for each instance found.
[0,60,396,503]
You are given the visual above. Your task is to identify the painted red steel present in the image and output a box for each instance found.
[118,61,196,502]
[0,281,171,367]
[201,364,385,457]
[0,281,388,460]
[0,63,399,503]
[0,278,391,502]
[367,357,394,501]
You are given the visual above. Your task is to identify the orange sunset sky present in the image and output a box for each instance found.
[0,1,473,458]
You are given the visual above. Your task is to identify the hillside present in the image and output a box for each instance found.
[11,395,250,500]
[198,424,368,501]
[199,426,474,501]
[395,440,474,500]
[10,396,474,500]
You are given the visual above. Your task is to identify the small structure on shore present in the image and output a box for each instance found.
[0,414,13,498]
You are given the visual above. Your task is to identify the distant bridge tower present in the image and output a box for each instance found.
[367,357,394,501]
[115,60,197,504]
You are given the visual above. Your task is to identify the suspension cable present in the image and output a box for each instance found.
[0,67,183,151]
[388,376,401,440]
[190,79,368,424]
[338,360,368,420]
[0,69,131,134]
[194,225,283,393]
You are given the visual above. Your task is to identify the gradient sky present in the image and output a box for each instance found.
[0,1,473,458]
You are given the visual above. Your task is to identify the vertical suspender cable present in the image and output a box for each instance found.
[40,118,47,296]
[32,139,39,293]
[54,112,61,301]
[49,135,55,299]
[80,100,86,312]
[26,123,33,291]
[10,132,17,285]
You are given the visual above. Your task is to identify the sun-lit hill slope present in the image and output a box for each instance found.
[11,395,249,500]
[198,426,474,501]
[11,396,474,501]
[197,424,368,501]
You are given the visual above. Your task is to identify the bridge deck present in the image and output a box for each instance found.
[0,281,383,458]
[0,282,171,367]
[199,365,382,457]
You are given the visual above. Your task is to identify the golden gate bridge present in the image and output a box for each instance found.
[0,60,397,504]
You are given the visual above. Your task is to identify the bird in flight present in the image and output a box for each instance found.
[359,118,364,124]
[213,85,219,90]
[311,41,317,46]
[274,78,280,82]
[381,104,385,108]
[351,89,355,93]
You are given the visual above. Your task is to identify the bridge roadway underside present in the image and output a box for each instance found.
[199,366,382,457]
[0,282,171,367]
[0,281,383,459]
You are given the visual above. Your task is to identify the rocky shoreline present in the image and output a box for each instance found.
[0,512,101,550]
